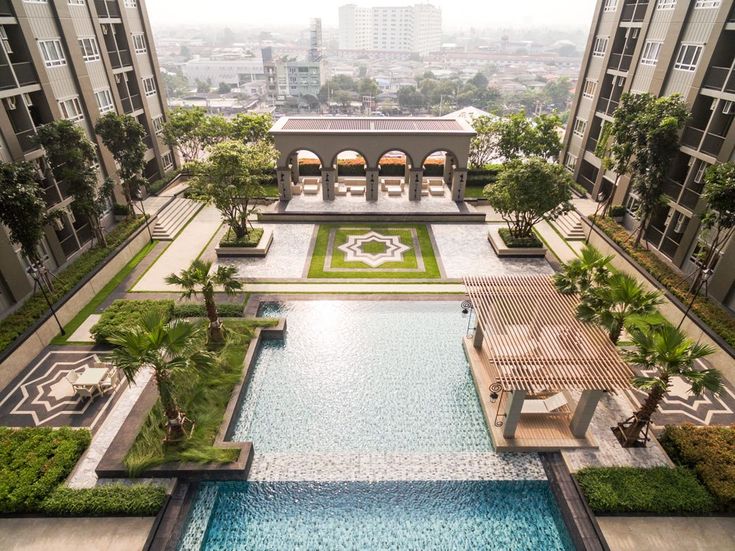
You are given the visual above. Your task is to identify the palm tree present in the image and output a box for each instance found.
[108,311,213,442]
[553,245,613,296]
[165,259,242,343]
[576,272,662,344]
[616,324,721,447]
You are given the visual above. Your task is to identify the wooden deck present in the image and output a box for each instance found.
[464,338,598,452]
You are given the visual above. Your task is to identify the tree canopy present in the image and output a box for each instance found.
[95,112,146,207]
[492,111,563,160]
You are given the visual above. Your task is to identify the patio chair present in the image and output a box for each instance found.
[335,184,348,196]
[65,371,79,385]
[75,386,95,401]
[521,393,568,415]
[349,185,366,196]
[292,184,303,195]
[386,184,402,197]
[101,368,121,393]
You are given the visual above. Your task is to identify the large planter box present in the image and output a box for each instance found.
[215,227,273,257]
[487,225,547,257]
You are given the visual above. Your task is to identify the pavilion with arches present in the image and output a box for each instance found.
[270,117,476,203]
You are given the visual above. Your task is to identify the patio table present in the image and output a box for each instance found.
[73,367,108,394]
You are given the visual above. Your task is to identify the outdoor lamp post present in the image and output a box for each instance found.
[27,262,64,335]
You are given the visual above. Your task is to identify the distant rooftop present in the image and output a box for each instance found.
[270,117,475,134]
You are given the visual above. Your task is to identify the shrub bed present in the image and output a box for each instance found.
[173,302,244,318]
[91,299,174,344]
[146,168,183,196]
[660,425,735,512]
[467,164,502,187]
[592,216,735,349]
[219,227,264,248]
[498,228,543,248]
[39,484,166,517]
[0,217,145,355]
[575,466,716,515]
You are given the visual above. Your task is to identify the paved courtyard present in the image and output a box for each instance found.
[284,191,462,214]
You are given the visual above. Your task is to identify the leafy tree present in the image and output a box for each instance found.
[469,72,489,90]
[198,114,231,148]
[195,79,209,93]
[190,140,276,239]
[484,157,572,239]
[616,323,721,447]
[162,72,190,97]
[553,245,613,295]
[94,113,146,209]
[229,113,273,144]
[469,115,499,168]
[493,111,562,160]
[0,161,57,266]
[165,259,242,343]
[397,85,425,110]
[689,162,735,295]
[109,311,214,442]
[217,82,233,94]
[34,120,112,246]
[357,78,380,97]
[543,77,572,109]
[162,107,209,164]
[577,272,662,344]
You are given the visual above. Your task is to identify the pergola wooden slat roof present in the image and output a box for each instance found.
[464,275,633,393]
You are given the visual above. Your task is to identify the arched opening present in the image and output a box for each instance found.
[421,150,458,198]
[286,149,323,197]
[377,149,413,199]
[333,149,368,198]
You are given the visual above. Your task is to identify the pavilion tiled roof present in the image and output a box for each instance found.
[271,117,475,134]
[464,275,633,393]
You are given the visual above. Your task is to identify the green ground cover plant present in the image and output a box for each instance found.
[219,227,264,248]
[592,216,735,349]
[172,302,244,318]
[575,466,715,514]
[498,227,543,248]
[39,484,166,517]
[124,318,275,474]
[0,217,144,354]
[91,299,174,344]
[660,425,735,512]
[307,224,441,279]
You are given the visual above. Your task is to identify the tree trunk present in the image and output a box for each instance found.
[204,291,224,343]
[620,386,664,447]
[609,320,623,344]
[156,372,186,442]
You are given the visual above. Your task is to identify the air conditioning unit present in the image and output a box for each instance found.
[723,100,734,115]
[115,74,121,84]
[53,216,65,231]
[674,215,686,234]
[66,208,75,224]
[5,96,16,110]
[101,25,108,35]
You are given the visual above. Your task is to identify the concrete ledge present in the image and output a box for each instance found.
[487,226,547,257]
[215,227,273,257]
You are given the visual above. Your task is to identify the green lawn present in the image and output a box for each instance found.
[463,186,487,199]
[307,223,441,279]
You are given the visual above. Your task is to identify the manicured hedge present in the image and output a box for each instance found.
[173,302,244,318]
[0,427,91,514]
[575,466,716,515]
[147,168,183,196]
[0,216,145,355]
[219,227,264,248]
[498,228,543,248]
[91,299,174,344]
[40,484,166,517]
[592,216,735,349]
[467,164,503,187]
[661,425,735,512]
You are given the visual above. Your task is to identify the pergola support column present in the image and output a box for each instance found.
[569,390,603,438]
[473,322,484,349]
[321,168,336,201]
[365,167,379,201]
[451,168,468,202]
[288,154,299,184]
[408,168,423,201]
[276,167,292,201]
[443,157,453,185]
[503,390,526,439]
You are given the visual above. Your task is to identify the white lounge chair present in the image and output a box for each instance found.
[291,184,303,195]
[335,184,348,196]
[303,183,319,195]
[386,185,402,197]
[429,185,445,196]
[349,185,366,196]
[521,393,568,414]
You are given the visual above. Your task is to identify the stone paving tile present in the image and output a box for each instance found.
[285,194,463,213]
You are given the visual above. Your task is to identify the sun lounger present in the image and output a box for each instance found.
[429,185,445,196]
[292,184,303,195]
[349,185,366,196]
[521,393,568,414]
[335,184,348,196]
[303,184,319,195]
[386,185,402,196]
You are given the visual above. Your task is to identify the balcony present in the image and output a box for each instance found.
[681,126,704,149]
[43,184,62,208]
[701,132,726,157]
[143,134,153,150]
[0,0,13,17]
[586,136,599,153]
[702,66,735,94]
[597,96,619,116]
[680,126,726,157]
[608,52,632,72]
[108,49,132,70]
[680,188,701,211]
[13,62,37,87]
[663,179,682,201]
[620,1,648,23]
[95,0,121,19]
[120,93,143,114]
[15,128,40,153]
[0,63,14,90]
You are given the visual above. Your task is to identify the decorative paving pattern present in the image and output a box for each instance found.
[0,349,124,430]
[337,230,411,268]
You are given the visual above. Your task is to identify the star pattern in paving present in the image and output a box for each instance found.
[337,231,411,268]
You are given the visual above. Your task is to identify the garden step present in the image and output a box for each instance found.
[553,212,586,241]
[151,199,202,240]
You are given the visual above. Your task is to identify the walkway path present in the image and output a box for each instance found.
[598,517,735,551]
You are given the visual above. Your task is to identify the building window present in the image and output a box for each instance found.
[694,0,720,8]
[59,96,84,122]
[573,118,587,137]
[94,88,114,114]
[582,79,597,99]
[161,151,174,171]
[603,0,617,11]
[68,0,85,5]
[640,41,663,66]
[142,76,157,96]
[38,39,66,68]
[132,33,146,54]
[657,0,676,8]
[152,115,164,135]
[23,0,48,3]
[78,37,100,62]
[592,36,608,58]
[0,27,12,54]
[674,44,703,72]
[564,153,577,172]
[124,0,137,7]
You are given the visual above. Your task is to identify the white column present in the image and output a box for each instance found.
[451,168,468,202]
[321,168,336,201]
[276,167,292,201]
[365,167,379,201]
[503,390,526,439]
[408,168,423,201]
[473,322,484,349]
[289,154,299,184]
[569,390,603,438]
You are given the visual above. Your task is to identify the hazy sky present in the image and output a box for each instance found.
[146,0,596,31]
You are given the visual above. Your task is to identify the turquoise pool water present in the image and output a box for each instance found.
[231,300,492,452]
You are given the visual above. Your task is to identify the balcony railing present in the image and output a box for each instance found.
[680,126,726,157]
[681,126,705,149]
[0,0,13,17]
[702,66,735,94]
[43,184,62,208]
[608,52,632,72]
[15,128,39,153]
[13,62,37,87]
[95,0,120,18]
[578,174,596,193]
[108,48,132,70]
[621,1,648,23]
[663,180,682,201]
[586,137,599,153]
[701,132,726,157]
[0,63,15,90]
[597,96,619,116]
[680,188,701,211]
[120,93,143,114]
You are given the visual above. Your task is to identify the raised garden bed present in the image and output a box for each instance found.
[487,225,547,257]
[215,227,271,257]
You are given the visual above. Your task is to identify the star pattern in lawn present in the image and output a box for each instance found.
[337,231,411,268]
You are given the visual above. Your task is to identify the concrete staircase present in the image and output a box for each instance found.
[151,198,202,241]
[553,211,586,241]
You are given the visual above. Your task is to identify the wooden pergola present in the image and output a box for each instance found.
[464,275,634,442]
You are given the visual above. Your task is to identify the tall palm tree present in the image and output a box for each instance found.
[576,272,662,344]
[109,311,213,442]
[165,259,242,343]
[553,245,613,295]
[616,324,721,447]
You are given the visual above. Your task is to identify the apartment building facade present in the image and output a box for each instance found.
[562,0,735,311]
[262,46,325,106]
[338,3,442,56]
[0,0,175,318]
